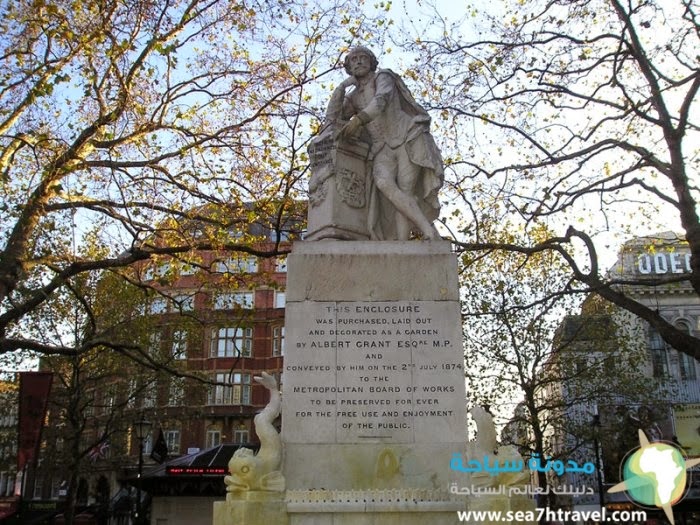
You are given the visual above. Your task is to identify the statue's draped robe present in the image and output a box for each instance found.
[325,69,443,240]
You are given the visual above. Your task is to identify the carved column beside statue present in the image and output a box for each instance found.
[306,127,371,240]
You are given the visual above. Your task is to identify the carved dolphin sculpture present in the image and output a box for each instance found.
[225,372,285,493]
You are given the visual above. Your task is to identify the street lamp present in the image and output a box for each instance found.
[134,415,152,525]
[592,414,605,511]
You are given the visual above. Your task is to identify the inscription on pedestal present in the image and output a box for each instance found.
[308,134,335,170]
[282,301,465,444]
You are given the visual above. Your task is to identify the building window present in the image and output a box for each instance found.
[676,321,697,380]
[51,479,63,500]
[171,330,188,360]
[649,328,669,378]
[274,291,286,309]
[272,326,285,356]
[211,327,253,357]
[143,433,153,455]
[208,372,251,405]
[1,473,14,497]
[213,292,254,310]
[179,260,198,276]
[270,227,298,242]
[209,373,230,405]
[127,378,139,408]
[149,294,194,314]
[276,256,287,272]
[172,294,195,312]
[142,382,157,408]
[155,262,171,279]
[84,394,94,417]
[149,297,168,314]
[679,350,697,380]
[168,378,185,406]
[9,475,16,497]
[32,478,43,499]
[232,373,252,404]
[206,430,221,449]
[101,385,117,415]
[148,332,162,356]
[164,430,180,455]
[233,429,249,444]
[213,256,258,274]
[572,356,587,376]
[225,226,245,241]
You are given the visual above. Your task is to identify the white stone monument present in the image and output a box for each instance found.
[214,46,536,525]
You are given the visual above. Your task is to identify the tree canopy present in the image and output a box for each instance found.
[0,0,387,361]
[462,227,659,505]
[397,0,700,357]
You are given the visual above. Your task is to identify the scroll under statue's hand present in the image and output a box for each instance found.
[339,116,362,139]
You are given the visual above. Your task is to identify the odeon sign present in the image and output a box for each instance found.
[637,251,692,275]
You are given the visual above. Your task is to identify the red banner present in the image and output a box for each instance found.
[17,372,53,472]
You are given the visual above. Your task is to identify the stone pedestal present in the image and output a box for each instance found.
[213,492,289,525]
[285,489,463,524]
[306,135,371,240]
[282,241,469,524]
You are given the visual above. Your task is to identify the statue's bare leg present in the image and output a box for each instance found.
[373,150,439,240]
[395,163,416,241]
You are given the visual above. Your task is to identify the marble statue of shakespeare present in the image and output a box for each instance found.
[326,46,444,241]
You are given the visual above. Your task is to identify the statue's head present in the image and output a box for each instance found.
[228,447,257,482]
[344,46,378,76]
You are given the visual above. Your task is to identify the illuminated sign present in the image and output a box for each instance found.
[606,503,635,511]
[166,466,227,476]
[637,251,691,275]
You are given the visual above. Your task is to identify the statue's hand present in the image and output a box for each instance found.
[339,76,358,90]
[339,116,362,140]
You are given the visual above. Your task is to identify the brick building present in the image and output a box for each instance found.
[0,379,19,521]
[20,207,302,524]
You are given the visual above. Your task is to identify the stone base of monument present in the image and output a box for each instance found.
[285,489,464,524]
[212,492,289,525]
[281,240,469,524]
